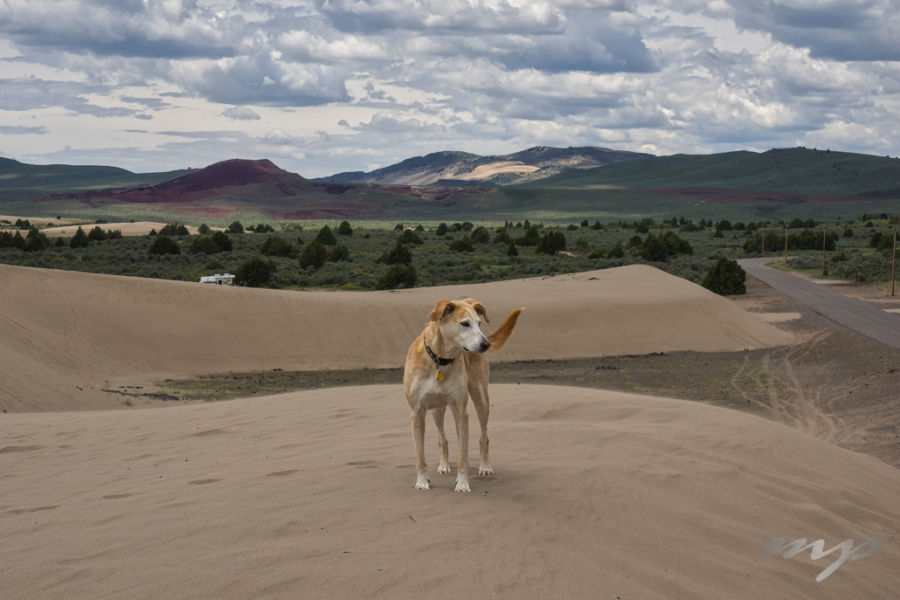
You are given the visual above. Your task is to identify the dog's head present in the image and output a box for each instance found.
[429,298,491,353]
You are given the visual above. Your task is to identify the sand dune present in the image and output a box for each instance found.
[2,265,895,599]
[0,264,792,412]
[36,221,198,237]
[2,384,898,599]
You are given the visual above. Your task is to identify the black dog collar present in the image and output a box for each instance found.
[424,341,455,367]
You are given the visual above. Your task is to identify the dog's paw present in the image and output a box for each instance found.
[415,475,431,490]
[435,462,451,475]
[478,464,494,477]
[454,478,471,493]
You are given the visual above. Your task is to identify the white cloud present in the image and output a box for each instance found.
[0,0,897,177]
[223,106,261,120]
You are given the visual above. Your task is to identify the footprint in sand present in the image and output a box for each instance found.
[265,469,299,477]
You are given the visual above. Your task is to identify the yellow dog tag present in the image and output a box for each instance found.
[437,372,445,381]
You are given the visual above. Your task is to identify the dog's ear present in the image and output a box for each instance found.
[472,301,489,323]
[430,300,455,321]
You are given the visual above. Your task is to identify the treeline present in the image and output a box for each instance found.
[2,214,897,292]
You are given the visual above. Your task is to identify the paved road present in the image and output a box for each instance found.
[739,257,900,350]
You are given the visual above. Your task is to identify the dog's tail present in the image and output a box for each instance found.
[488,308,523,352]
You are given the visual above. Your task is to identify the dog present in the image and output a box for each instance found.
[403,298,522,492]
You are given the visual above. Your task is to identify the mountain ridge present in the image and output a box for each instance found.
[318,146,653,186]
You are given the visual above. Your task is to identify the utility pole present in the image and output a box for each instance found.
[784,224,788,263]
[762,226,766,254]
[892,229,897,297]
[822,229,827,276]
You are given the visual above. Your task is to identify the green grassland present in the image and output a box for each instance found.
[0,157,190,202]
[529,147,900,195]
[2,216,897,290]
[3,147,899,223]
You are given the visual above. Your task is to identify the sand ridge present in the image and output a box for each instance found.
[1,384,898,599]
[0,264,792,412]
[0,221,200,238]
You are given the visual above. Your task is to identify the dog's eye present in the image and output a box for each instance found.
[460,321,470,328]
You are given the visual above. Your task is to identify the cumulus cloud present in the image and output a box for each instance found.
[223,106,262,120]
[0,0,238,59]
[0,0,898,175]
[729,0,900,61]
[174,52,351,106]
[318,0,567,34]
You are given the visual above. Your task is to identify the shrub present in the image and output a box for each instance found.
[212,231,233,251]
[198,223,210,235]
[507,242,519,257]
[516,225,540,246]
[702,258,746,295]
[376,264,417,290]
[640,233,668,261]
[493,229,512,244]
[159,223,189,236]
[190,231,233,254]
[88,226,108,242]
[607,241,625,258]
[337,221,353,236]
[299,240,328,269]
[254,223,275,233]
[436,222,448,236]
[235,257,275,287]
[260,236,296,258]
[536,231,567,255]
[189,236,219,254]
[449,237,474,252]
[227,221,244,234]
[397,229,423,245]
[380,242,412,265]
[661,231,693,255]
[316,225,337,246]
[790,229,837,251]
[470,226,491,244]
[329,244,350,262]
[23,229,50,252]
[743,231,782,253]
[70,226,90,248]
[0,231,17,248]
[149,235,181,255]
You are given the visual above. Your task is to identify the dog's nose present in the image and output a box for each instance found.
[479,339,491,352]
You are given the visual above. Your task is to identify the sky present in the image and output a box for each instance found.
[1,0,898,178]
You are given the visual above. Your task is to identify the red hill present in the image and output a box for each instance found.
[75,159,307,205]
[155,159,305,192]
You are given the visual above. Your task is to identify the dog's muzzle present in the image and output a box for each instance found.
[466,339,491,353]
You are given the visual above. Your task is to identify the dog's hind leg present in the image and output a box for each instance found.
[467,354,493,476]
[411,409,430,490]
[449,402,471,492]
[469,382,493,476]
[432,407,451,474]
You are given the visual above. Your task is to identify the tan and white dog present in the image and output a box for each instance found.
[403,298,522,492]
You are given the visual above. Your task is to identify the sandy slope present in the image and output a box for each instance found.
[2,384,898,599]
[32,222,198,237]
[0,264,792,412]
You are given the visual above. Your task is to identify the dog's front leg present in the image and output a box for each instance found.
[450,404,471,492]
[411,409,430,490]
[432,407,451,474]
